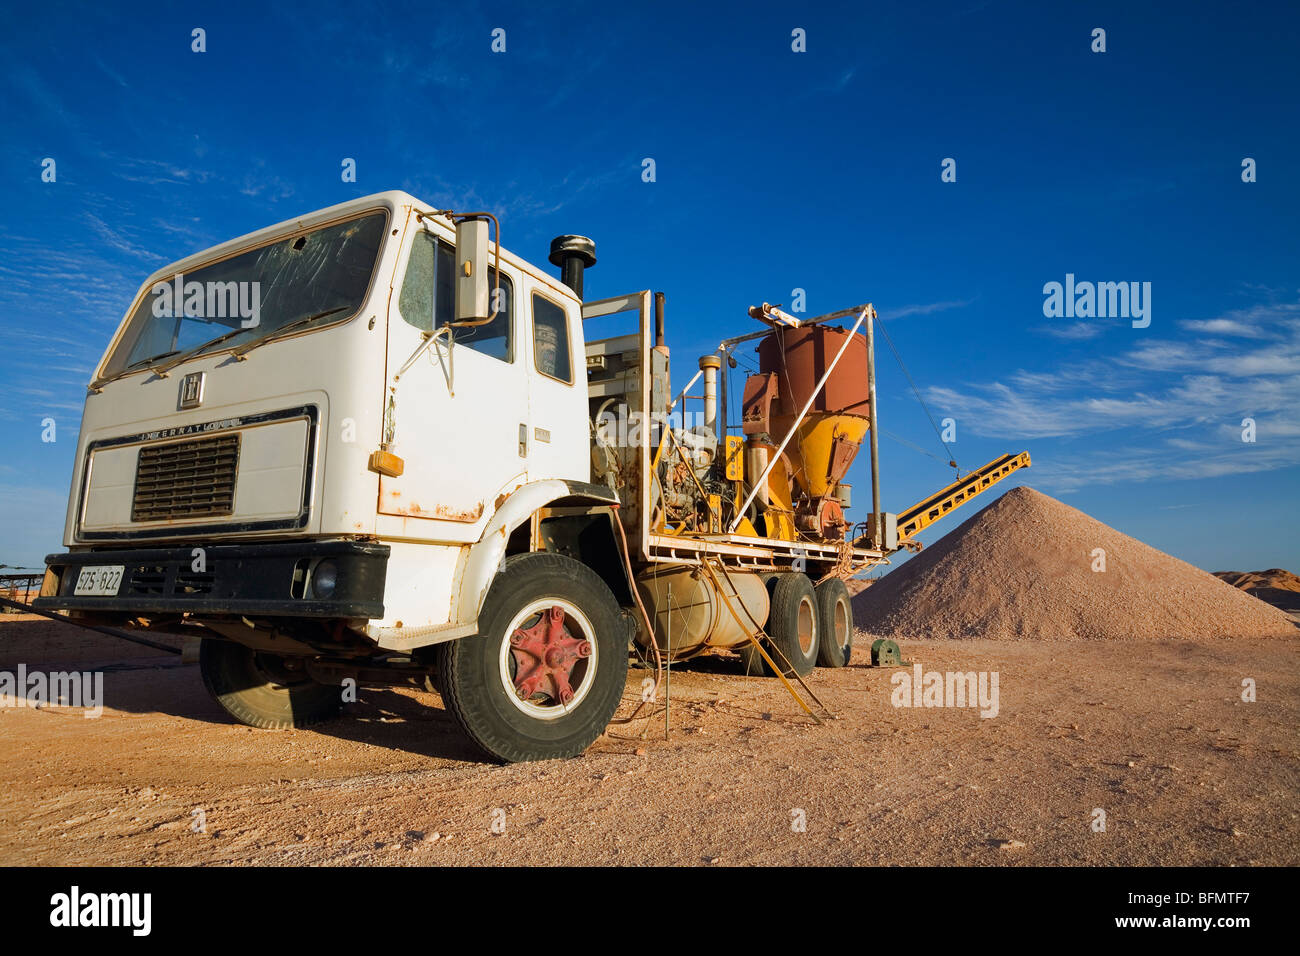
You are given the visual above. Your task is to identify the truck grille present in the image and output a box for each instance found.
[131,434,240,522]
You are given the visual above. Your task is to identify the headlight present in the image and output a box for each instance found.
[310,559,338,599]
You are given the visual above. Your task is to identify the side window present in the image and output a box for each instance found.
[435,243,512,363]
[531,293,573,383]
[398,231,513,363]
[398,232,436,332]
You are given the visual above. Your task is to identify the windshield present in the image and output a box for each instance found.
[99,210,388,380]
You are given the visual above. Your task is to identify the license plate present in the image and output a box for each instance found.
[73,565,125,596]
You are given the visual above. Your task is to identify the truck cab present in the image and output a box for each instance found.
[37,192,629,761]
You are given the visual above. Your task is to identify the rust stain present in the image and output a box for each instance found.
[429,501,484,522]
[387,496,484,522]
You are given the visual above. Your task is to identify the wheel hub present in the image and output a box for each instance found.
[509,605,592,705]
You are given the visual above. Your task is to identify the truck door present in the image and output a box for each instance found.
[522,280,589,483]
[379,218,528,541]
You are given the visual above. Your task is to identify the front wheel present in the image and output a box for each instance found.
[199,639,341,730]
[435,552,627,763]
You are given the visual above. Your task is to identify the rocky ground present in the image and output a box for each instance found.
[1,613,1295,866]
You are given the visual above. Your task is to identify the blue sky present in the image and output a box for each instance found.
[1,0,1297,572]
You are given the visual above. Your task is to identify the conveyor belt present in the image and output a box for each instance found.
[894,451,1031,541]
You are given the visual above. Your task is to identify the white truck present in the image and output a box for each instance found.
[35,191,1027,761]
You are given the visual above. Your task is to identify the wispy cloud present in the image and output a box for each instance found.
[237,160,296,202]
[112,156,208,187]
[828,67,857,92]
[1180,317,1269,337]
[927,297,1300,491]
[1031,434,1299,492]
[93,56,129,89]
[1037,320,1108,340]
[84,214,164,263]
[881,298,974,320]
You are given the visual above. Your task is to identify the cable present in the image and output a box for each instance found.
[880,427,947,463]
[873,313,960,474]
[606,504,664,730]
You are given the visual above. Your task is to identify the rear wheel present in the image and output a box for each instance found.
[815,577,854,668]
[436,552,627,763]
[199,639,341,730]
[743,572,819,678]
[739,572,780,676]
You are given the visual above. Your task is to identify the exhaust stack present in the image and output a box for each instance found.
[699,355,720,439]
[548,235,597,298]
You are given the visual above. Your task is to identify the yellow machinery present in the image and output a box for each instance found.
[583,294,1029,665]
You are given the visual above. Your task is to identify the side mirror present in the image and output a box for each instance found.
[454,218,490,323]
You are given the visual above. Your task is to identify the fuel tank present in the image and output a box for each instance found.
[634,566,770,659]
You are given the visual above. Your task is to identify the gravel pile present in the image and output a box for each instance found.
[852,485,1299,640]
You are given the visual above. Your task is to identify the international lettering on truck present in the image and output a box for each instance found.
[35,191,1028,763]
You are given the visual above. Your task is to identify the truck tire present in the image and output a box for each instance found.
[199,639,341,730]
[435,552,627,763]
[815,577,854,668]
[738,572,780,676]
[742,572,819,678]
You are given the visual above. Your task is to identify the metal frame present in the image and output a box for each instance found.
[581,290,653,560]
[582,292,893,576]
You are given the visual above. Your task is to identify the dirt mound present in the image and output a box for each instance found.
[1213,569,1300,616]
[852,486,1299,640]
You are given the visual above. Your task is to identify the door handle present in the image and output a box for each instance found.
[518,423,527,457]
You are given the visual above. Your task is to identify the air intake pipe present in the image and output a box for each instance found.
[548,235,597,298]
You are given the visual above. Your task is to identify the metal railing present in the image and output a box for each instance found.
[0,572,42,612]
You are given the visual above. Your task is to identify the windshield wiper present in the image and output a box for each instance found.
[228,306,351,360]
[152,326,253,377]
[123,349,180,372]
[92,347,185,388]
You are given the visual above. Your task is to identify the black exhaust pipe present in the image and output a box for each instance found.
[548,235,597,298]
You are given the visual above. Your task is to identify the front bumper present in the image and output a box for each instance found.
[35,539,389,619]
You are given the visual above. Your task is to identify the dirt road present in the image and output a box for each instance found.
[1,614,1295,866]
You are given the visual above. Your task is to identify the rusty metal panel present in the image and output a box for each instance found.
[741,372,777,435]
[757,325,870,416]
[827,433,860,487]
